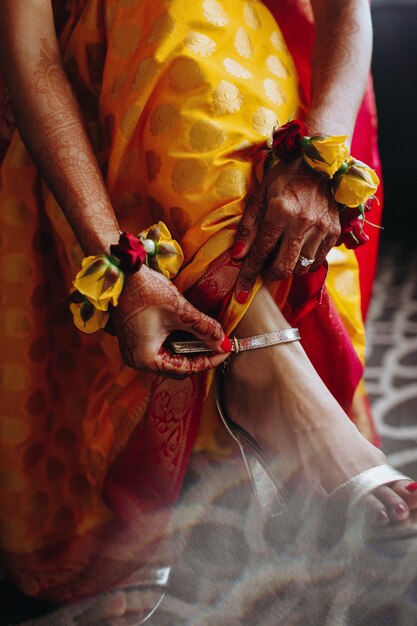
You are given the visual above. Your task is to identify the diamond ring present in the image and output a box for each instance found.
[298,255,315,268]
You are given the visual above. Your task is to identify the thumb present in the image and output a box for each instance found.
[177,302,232,353]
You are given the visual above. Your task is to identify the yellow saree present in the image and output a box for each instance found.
[0,0,371,600]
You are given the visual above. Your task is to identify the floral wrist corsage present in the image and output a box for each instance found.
[69,221,184,334]
[267,120,380,249]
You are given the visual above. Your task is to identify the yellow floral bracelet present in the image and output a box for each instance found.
[268,120,380,248]
[269,120,379,208]
[69,222,184,334]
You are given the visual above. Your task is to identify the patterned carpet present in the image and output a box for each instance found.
[365,239,417,480]
[2,238,417,626]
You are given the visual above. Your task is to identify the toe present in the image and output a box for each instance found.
[362,493,390,527]
[372,485,409,522]
[76,591,127,626]
[103,590,127,617]
[393,480,417,510]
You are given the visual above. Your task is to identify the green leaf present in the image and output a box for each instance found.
[349,230,360,245]
[335,161,349,176]
[351,158,367,168]
[310,134,328,141]
[303,143,328,164]
[107,254,121,268]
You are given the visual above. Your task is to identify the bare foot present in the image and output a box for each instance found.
[222,286,417,526]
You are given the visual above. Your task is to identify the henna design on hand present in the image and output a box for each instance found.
[179,302,223,343]
[32,39,119,254]
[232,186,266,261]
[312,4,360,85]
[117,320,138,368]
[154,348,220,379]
[113,268,227,378]
[247,186,266,223]
[239,220,284,291]
[310,231,339,273]
[233,223,252,254]
[33,39,79,129]
[235,224,251,241]
[308,0,372,137]
[264,233,303,281]
[154,350,190,380]
[236,159,340,294]
[117,270,179,324]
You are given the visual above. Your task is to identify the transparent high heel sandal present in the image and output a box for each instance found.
[173,329,301,517]
[172,328,417,539]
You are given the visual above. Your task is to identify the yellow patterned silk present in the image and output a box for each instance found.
[0,0,367,598]
[98,0,298,296]
[0,0,298,588]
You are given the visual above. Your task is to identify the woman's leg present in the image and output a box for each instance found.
[223,285,417,524]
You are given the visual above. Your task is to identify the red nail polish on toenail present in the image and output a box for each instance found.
[220,335,232,353]
[377,510,389,524]
[395,503,407,515]
[406,482,417,493]
[232,240,245,258]
[236,290,250,304]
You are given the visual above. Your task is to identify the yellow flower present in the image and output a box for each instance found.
[140,222,184,279]
[70,300,109,334]
[332,158,380,207]
[73,255,124,311]
[302,134,349,178]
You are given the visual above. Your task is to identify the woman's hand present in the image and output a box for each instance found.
[232,158,341,303]
[113,265,231,378]
[230,0,373,303]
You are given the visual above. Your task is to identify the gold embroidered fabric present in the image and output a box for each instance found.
[0,0,368,598]
[0,0,298,563]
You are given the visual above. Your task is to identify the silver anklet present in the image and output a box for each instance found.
[171,328,300,354]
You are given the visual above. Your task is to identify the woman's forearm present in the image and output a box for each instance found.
[0,1,120,255]
[307,0,373,143]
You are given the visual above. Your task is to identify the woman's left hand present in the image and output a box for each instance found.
[231,158,341,303]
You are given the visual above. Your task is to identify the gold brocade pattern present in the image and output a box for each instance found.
[0,0,299,574]
[0,0,369,597]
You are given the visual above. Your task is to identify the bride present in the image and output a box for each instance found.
[0,0,416,610]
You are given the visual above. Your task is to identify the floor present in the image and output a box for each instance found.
[2,237,417,626]
[365,239,417,480]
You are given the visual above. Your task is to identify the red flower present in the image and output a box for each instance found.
[339,206,361,233]
[272,120,309,161]
[110,232,147,273]
[336,209,369,249]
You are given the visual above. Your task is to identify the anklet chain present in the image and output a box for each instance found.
[171,328,300,354]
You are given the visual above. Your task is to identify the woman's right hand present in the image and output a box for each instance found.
[112,265,231,378]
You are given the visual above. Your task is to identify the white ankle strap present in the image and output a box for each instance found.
[328,464,410,508]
